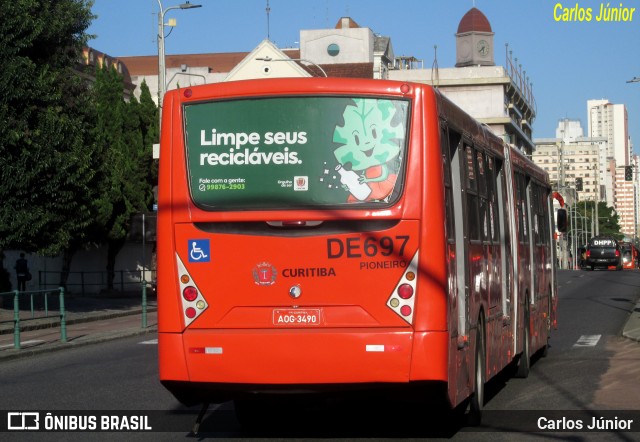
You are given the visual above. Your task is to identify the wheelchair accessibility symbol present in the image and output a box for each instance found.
[189,239,210,263]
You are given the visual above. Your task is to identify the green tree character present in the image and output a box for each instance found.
[333,99,404,202]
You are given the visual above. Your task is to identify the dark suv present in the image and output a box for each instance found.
[585,236,622,271]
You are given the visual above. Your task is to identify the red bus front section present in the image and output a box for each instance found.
[157,79,449,400]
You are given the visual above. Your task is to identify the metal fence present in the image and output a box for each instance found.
[0,288,67,349]
[37,269,157,295]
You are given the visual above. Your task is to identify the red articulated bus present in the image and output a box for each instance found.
[157,78,558,427]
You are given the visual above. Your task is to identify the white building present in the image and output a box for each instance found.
[556,118,585,143]
[116,8,537,155]
[586,99,637,237]
[587,99,630,167]
[388,7,537,154]
[533,134,602,204]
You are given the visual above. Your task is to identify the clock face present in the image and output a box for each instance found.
[477,40,490,57]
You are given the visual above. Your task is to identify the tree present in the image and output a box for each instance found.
[574,201,622,241]
[0,1,96,263]
[92,65,151,289]
[595,202,622,239]
[137,79,160,187]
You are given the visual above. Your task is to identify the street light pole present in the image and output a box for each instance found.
[588,105,601,237]
[157,1,202,127]
[594,162,599,236]
[555,140,569,268]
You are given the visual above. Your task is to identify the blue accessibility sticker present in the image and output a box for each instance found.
[188,239,210,263]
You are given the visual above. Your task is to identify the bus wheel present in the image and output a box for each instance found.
[516,306,531,378]
[468,320,485,426]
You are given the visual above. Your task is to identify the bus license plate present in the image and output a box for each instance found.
[273,309,321,326]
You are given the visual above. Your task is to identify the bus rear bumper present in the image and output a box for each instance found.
[159,329,448,403]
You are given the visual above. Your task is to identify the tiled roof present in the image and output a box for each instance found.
[335,17,360,29]
[320,63,374,78]
[457,7,492,33]
[118,51,372,79]
[118,49,301,77]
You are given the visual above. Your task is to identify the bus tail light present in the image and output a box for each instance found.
[183,286,198,302]
[386,252,419,324]
[176,253,209,326]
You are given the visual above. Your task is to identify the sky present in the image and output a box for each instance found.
[87,0,640,151]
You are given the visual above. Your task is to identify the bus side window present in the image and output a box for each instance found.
[476,150,491,244]
[485,155,498,243]
[515,172,529,244]
[465,145,480,242]
[530,183,540,245]
[533,183,549,246]
[442,125,455,243]
[542,188,551,245]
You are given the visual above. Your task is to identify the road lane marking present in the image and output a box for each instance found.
[0,340,44,349]
[139,339,158,345]
[573,335,601,347]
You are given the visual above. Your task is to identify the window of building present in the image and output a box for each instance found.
[327,44,340,56]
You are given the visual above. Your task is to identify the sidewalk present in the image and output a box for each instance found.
[1,292,639,363]
[0,293,157,362]
[622,299,640,343]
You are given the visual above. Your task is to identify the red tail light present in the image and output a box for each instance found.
[386,252,419,324]
[183,286,198,302]
[397,284,414,299]
[400,305,412,316]
[616,250,621,257]
[586,250,591,258]
[176,254,209,326]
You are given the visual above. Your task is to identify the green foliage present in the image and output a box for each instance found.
[573,201,622,242]
[0,0,158,270]
[0,0,96,256]
[138,80,160,186]
[92,65,150,243]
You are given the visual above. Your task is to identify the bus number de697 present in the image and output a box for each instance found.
[273,309,321,326]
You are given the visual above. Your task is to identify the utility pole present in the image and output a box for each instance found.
[157,1,202,128]
[594,162,599,236]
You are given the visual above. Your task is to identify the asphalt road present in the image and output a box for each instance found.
[1,269,639,440]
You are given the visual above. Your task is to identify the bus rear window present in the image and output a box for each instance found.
[184,96,409,210]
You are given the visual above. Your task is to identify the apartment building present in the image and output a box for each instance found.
[534,117,639,239]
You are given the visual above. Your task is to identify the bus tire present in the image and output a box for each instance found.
[468,319,485,426]
[516,305,531,378]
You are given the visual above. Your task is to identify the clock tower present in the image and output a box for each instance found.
[455,7,495,67]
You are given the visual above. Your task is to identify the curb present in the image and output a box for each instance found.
[622,301,640,342]
[0,325,158,362]
[0,307,158,335]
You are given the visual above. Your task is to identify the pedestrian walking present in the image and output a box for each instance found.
[14,253,30,292]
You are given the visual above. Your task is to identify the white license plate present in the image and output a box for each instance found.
[273,309,321,326]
